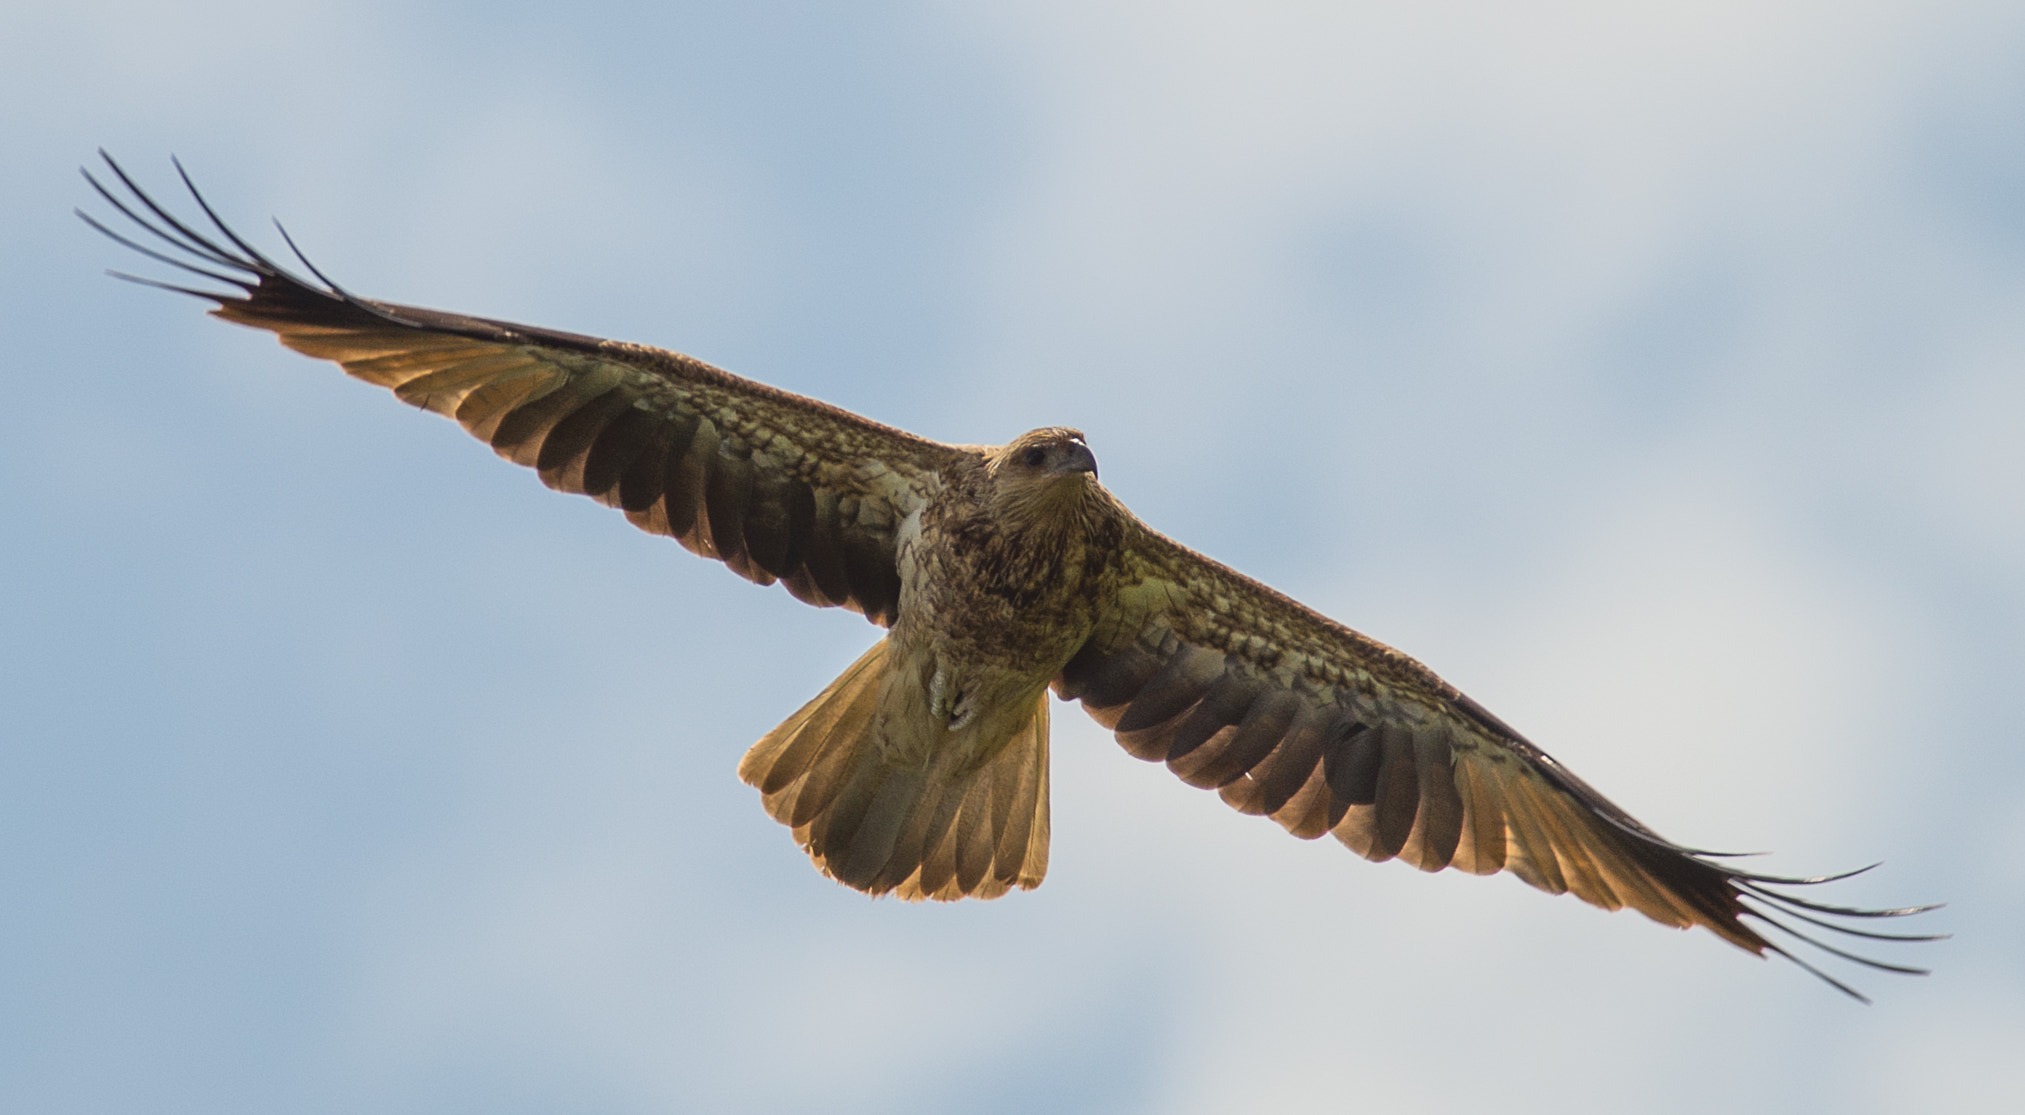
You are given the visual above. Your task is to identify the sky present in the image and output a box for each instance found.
[4,2,2023,1112]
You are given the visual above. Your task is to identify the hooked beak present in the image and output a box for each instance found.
[1057,441,1098,479]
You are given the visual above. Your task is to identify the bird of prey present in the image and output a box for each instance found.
[80,153,1937,1000]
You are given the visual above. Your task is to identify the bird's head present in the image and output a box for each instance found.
[986,427,1101,521]
[995,427,1098,480]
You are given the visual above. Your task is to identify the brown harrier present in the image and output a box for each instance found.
[81,153,1938,999]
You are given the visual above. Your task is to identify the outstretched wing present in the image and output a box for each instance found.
[1056,525,1938,999]
[80,152,972,626]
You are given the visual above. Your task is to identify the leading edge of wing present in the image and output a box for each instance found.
[78,151,959,460]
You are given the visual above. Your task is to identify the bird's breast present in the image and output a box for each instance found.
[895,502,1107,687]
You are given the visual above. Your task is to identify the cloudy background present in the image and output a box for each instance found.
[4,1,2021,1111]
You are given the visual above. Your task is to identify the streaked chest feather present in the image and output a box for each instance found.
[897,490,1119,672]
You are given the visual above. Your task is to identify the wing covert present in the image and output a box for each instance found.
[83,153,969,625]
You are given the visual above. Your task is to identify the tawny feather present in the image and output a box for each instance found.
[738,639,1050,901]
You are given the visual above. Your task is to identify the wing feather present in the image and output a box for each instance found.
[1059,521,1937,996]
[1245,708,1330,818]
[1403,722,1465,872]
[83,154,971,627]
[1448,756,1508,876]
[1169,686,1296,790]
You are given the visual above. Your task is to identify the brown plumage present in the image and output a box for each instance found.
[81,153,1940,999]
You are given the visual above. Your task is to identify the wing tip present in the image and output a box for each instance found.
[1708,855,1944,1001]
[79,150,393,330]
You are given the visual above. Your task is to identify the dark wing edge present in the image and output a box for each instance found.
[1055,527,1942,1002]
[81,152,974,626]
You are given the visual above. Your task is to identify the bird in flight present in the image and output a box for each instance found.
[81,152,1938,1000]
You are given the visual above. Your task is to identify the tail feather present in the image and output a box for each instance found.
[914,790,968,899]
[994,707,1051,879]
[818,760,926,888]
[872,769,957,894]
[738,641,885,797]
[899,701,1051,900]
[955,777,1001,896]
[739,637,1052,901]
[788,726,880,830]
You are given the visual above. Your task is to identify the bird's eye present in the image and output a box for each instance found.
[1022,447,1048,468]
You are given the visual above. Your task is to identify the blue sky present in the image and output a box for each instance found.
[5,2,2023,1112]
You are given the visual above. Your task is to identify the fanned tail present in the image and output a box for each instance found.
[738,639,1051,900]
